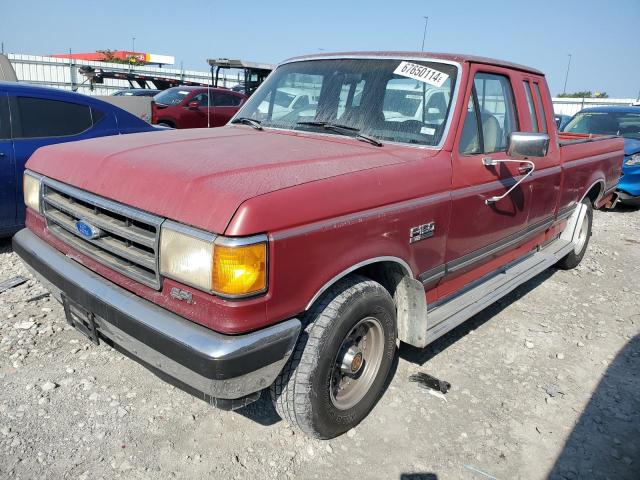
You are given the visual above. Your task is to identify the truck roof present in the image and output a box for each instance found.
[282,51,544,75]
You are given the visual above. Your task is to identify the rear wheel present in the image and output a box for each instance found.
[557,198,593,270]
[270,275,396,439]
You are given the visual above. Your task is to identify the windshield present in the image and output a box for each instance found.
[235,58,458,146]
[154,89,191,106]
[563,111,640,140]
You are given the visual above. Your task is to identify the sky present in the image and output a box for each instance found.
[1,0,639,98]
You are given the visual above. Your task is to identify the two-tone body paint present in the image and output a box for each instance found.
[22,52,624,335]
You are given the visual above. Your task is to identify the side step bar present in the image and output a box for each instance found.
[424,237,574,345]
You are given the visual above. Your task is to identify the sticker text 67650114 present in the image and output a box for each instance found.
[393,61,449,88]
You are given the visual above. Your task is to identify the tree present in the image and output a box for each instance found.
[96,50,145,66]
[557,91,609,98]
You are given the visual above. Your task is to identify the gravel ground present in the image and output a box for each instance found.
[1,207,639,480]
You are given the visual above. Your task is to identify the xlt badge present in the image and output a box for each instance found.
[409,222,435,244]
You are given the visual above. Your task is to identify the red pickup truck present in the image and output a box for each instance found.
[14,52,623,439]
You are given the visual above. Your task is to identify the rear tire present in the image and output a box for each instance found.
[556,198,593,270]
[270,275,396,439]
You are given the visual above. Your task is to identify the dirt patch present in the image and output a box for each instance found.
[1,208,639,479]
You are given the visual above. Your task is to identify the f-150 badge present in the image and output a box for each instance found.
[409,222,435,244]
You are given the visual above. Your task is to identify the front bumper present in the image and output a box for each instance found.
[13,229,301,409]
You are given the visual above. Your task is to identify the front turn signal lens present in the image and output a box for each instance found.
[213,242,267,297]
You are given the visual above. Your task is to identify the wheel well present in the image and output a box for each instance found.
[355,261,407,298]
[583,181,604,205]
[305,258,413,311]
[337,261,430,347]
[157,119,176,128]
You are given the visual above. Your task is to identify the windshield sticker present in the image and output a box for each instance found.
[420,126,436,135]
[394,61,449,87]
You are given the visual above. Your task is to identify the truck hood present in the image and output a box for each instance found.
[27,126,422,233]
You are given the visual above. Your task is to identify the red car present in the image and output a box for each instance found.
[151,86,246,129]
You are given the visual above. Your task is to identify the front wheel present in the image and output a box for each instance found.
[557,198,593,270]
[271,275,397,439]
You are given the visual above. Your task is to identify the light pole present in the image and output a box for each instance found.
[420,16,429,52]
[563,53,572,94]
[132,37,136,53]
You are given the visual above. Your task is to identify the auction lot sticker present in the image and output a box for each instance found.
[394,61,449,87]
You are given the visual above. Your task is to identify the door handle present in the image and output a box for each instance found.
[482,157,536,204]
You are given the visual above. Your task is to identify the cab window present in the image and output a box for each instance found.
[459,73,518,154]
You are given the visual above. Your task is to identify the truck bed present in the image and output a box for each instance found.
[557,132,625,208]
[558,131,619,146]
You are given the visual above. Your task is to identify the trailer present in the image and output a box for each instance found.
[207,58,273,96]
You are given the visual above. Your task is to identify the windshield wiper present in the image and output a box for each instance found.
[296,121,383,147]
[231,117,263,130]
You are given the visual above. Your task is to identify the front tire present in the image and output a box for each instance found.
[556,198,593,270]
[271,275,397,439]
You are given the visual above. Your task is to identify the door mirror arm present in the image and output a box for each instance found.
[482,157,536,205]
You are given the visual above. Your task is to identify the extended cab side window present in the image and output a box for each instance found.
[16,97,93,138]
[459,73,518,155]
[532,83,548,132]
[523,81,538,133]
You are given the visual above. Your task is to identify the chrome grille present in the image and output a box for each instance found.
[42,178,163,289]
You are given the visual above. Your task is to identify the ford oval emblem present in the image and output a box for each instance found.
[75,220,103,240]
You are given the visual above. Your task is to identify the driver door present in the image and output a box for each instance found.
[444,67,532,288]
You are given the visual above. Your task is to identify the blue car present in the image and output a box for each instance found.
[562,106,640,206]
[0,82,159,237]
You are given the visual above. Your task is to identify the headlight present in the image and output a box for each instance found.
[625,153,640,166]
[23,171,42,212]
[160,221,267,297]
[160,221,216,291]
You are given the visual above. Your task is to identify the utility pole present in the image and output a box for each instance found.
[563,53,572,94]
[420,16,429,51]
[132,37,136,53]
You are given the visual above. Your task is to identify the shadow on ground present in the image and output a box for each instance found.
[400,268,556,366]
[237,267,557,426]
[548,334,640,479]
[0,237,12,254]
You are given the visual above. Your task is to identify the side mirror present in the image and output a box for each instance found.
[507,132,550,158]
[187,101,200,110]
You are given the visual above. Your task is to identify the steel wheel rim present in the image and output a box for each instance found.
[574,212,589,254]
[330,316,385,410]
